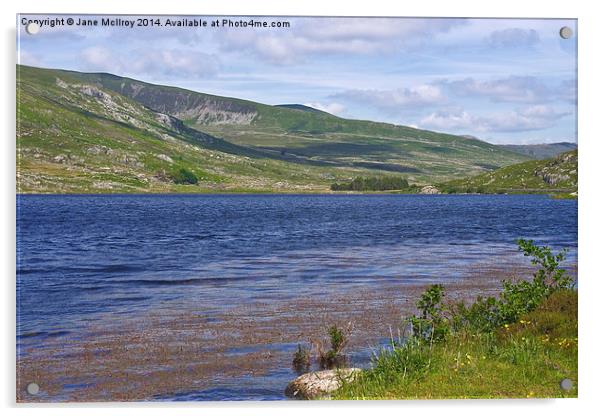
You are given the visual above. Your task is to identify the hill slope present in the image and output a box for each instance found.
[89,70,529,182]
[500,142,577,160]
[17,65,357,193]
[438,150,577,194]
[17,65,531,193]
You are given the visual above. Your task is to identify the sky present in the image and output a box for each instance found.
[17,15,577,144]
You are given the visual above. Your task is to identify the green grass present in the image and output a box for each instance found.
[334,290,577,399]
[438,150,577,194]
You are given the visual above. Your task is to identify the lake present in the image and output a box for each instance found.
[16,194,577,401]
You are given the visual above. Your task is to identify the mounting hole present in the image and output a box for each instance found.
[559,26,573,39]
[25,22,40,35]
[560,378,573,391]
[26,382,40,395]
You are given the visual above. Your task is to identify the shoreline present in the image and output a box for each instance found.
[16,191,576,197]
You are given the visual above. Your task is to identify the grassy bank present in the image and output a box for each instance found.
[333,240,577,399]
[335,290,577,399]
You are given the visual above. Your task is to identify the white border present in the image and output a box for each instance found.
[3,1,600,415]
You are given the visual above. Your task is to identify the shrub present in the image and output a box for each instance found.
[517,239,573,291]
[409,284,450,343]
[170,167,198,185]
[450,295,498,332]
[454,240,574,332]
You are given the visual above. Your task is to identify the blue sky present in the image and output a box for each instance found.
[18,15,577,144]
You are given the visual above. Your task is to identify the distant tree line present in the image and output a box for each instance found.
[331,176,410,191]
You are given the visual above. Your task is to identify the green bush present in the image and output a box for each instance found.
[409,284,449,342]
[454,239,574,332]
[170,167,198,185]
[411,240,574,337]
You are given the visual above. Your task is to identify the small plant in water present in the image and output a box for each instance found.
[292,344,310,373]
[318,323,353,369]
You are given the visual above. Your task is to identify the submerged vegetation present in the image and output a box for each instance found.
[291,323,353,372]
[292,344,311,373]
[331,240,577,399]
[317,324,352,369]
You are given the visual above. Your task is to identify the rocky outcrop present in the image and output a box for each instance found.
[420,185,440,194]
[110,82,258,126]
[539,172,571,186]
[156,154,174,164]
[285,368,361,399]
[534,150,577,187]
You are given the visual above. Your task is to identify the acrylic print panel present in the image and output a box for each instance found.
[16,15,577,402]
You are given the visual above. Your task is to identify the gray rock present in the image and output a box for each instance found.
[156,154,174,164]
[86,145,106,155]
[541,173,570,185]
[285,368,361,399]
[420,185,440,194]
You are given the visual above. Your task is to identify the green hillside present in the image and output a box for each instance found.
[500,142,577,160]
[17,65,530,193]
[438,150,577,194]
[88,69,529,181]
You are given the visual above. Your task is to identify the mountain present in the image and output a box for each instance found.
[438,150,577,194]
[16,65,530,193]
[500,142,577,159]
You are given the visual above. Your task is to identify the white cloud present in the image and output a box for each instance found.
[486,28,540,48]
[420,108,475,131]
[440,76,575,104]
[419,105,570,133]
[332,85,445,112]
[217,18,466,64]
[19,50,42,67]
[80,46,220,78]
[81,46,113,71]
[303,102,345,115]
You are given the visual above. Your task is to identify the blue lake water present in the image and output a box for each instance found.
[16,194,577,400]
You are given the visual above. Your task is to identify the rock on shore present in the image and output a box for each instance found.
[420,185,440,194]
[285,368,361,399]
